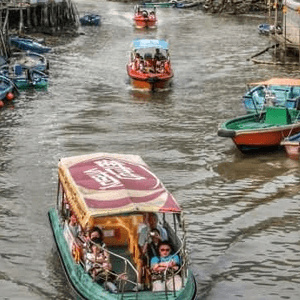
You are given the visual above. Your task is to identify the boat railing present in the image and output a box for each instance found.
[91,241,140,292]
[159,238,187,297]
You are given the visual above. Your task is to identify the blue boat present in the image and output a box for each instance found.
[243,78,300,113]
[9,36,51,54]
[0,64,48,90]
[80,13,101,26]
[9,51,49,73]
[258,23,272,35]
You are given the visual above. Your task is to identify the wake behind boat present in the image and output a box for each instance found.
[218,105,300,153]
[48,152,197,300]
[127,39,173,92]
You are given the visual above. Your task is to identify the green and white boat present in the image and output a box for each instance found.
[48,152,197,300]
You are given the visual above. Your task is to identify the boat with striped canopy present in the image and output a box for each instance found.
[48,153,197,300]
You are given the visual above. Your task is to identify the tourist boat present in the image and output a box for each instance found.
[9,36,51,54]
[243,78,300,114]
[80,13,101,26]
[217,105,300,153]
[133,5,157,29]
[9,51,49,73]
[0,74,19,108]
[48,152,197,300]
[127,39,174,91]
[281,132,300,159]
[0,64,48,90]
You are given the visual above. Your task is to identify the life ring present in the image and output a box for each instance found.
[72,242,81,264]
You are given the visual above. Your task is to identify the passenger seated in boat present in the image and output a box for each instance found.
[150,242,182,292]
[155,60,165,73]
[141,228,161,265]
[137,213,168,290]
[144,53,154,73]
[154,49,162,62]
[132,53,142,71]
[85,243,112,280]
[138,60,146,73]
[164,60,171,74]
[68,213,82,238]
[149,11,156,20]
[142,10,148,17]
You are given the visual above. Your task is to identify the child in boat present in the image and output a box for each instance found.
[150,242,182,292]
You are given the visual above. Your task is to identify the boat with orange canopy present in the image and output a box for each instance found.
[127,39,173,92]
[48,152,197,299]
[133,5,157,29]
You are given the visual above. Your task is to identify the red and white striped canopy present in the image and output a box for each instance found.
[58,153,181,224]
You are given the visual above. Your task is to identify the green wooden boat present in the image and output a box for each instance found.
[48,153,197,300]
[218,106,300,152]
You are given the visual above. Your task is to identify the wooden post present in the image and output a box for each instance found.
[19,8,24,34]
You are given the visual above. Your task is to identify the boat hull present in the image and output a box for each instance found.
[218,108,300,152]
[281,132,300,159]
[127,65,173,91]
[48,207,197,300]
[133,17,157,29]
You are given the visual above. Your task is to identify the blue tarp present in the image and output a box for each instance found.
[132,39,169,50]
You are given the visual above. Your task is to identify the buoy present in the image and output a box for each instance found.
[0,100,4,108]
[6,92,14,101]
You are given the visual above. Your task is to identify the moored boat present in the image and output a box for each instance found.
[133,5,157,29]
[80,13,101,26]
[0,64,48,90]
[9,36,51,54]
[48,152,197,300]
[9,51,49,73]
[127,39,173,92]
[243,78,300,114]
[281,132,300,159]
[218,105,300,153]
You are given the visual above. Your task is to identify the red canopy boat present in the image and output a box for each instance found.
[133,5,157,29]
[127,39,174,92]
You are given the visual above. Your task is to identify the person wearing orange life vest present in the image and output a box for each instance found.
[132,53,142,71]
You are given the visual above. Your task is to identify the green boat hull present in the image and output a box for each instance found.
[48,208,197,300]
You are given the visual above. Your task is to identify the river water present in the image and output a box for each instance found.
[0,1,300,300]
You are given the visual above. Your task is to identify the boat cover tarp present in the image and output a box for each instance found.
[249,78,300,87]
[58,153,181,226]
[132,39,169,50]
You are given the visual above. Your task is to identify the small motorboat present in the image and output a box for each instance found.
[243,78,300,114]
[0,64,48,90]
[9,51,49,73]
[48,152,197,300]
[9,36,51,54]
[79,13,101,26]
[218,105,300,153]
[281,132,300,159]
[127,39,173,91]
[133,5,157,29]
[258,23,272,35]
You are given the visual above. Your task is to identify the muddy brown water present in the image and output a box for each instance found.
[0,2,299,300]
